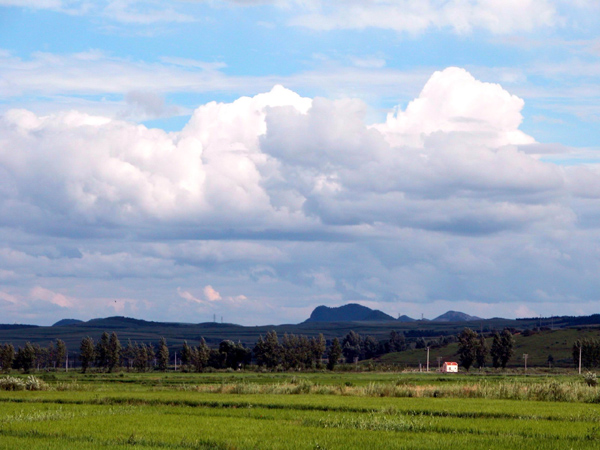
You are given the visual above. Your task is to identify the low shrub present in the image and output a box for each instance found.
[583,371,598,387]
[0,375,48,391]
[0,376,25,391]
[24,376,49,391]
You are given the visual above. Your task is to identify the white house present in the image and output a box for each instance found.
[442,362,458,373]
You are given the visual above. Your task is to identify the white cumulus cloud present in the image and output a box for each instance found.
[1,67,599,324]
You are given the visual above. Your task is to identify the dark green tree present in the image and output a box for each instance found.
[192,338,210,372]
[457,328,478,371]
[388,331,406,352]
[107,332,121,372]
[134,343,149,372]
[0,343,15,373]
[95,332,110,370]
[499,329,515,368]
[15,342,36,373]
[572,338,600,369]
[123,339,135,371]
[362,336,379,360]
[80,337,95,373]
[157,337,169,371]
[299,335,314,368]
[491,329,515,369]
[207,348,226,368]
[54,339,67,370]
[327,338,342,371]
[146,343,156,369]
[32,343,48,370]
[181,341,192,368]
[253,331,281,369]
[281,334,302,369]
[342,331,362,363]
[218,340,250,369]
[475,334,488,368]
[491,332,502,368]
[46,342,55,369]
[311,334,326,369]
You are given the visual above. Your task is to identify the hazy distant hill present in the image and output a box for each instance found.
[432,310,482,322]
[52,319,84,327]
[305,303,396,322]
[397,315,416,323]
[1,310,599,352]
[0,324,38,331]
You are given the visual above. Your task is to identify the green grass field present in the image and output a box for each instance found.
[1,371,600,449]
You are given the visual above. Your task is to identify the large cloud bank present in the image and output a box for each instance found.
[1,67,599,324]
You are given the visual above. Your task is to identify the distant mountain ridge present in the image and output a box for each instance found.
[49,309,483,327]
[397,315,416,323]
[305,303,396,323]
[305,304,482,323]
[2,310,600,352]
[52,319,84,327]
[432,310,482,322]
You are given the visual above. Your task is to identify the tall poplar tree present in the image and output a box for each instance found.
[327,338,342,371]
[107,332,121,372]
[181,341,192,368]
[95,332,110,370]
[157,337,169,371]
[80,337,95,373]
[457,328,478,371]
[475,334,488,368]
[134,343,148,372]
[0,344,15,373]
[193,338,210,372]
[55,339,67,370]
[491,329,515,369]
[254,331,281,369]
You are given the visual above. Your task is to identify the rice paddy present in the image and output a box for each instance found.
[0,371,599,449]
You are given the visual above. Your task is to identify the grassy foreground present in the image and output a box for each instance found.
[1,371,600,449]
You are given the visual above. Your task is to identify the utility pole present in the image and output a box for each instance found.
[523,353,528,371]
[174,352,177,371]
[65,352,68,373]
[437,357,442,372]
[426,347,430,372]
[579,345,582,375]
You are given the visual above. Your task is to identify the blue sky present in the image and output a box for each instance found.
[1,0,600,325]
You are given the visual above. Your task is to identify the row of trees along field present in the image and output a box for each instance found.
[2,328,599,373]
[572,337,600,368]
[1,330,418,373]
[0,340,67,372]
[456,328,515,370]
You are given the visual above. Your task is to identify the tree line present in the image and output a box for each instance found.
[572,338,600,368]
[0,329,417,373]
[456,328,515,370]
[1,328,518,373]
[0,339,67,373]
